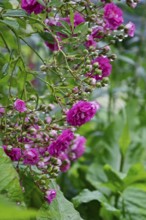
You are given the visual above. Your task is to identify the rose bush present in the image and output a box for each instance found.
[0,0,141,219]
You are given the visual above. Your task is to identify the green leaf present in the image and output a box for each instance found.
[48,0,63,7]
[103,165,124,192]
[123,164,146,187]
[37,180,83,220]
[39,32,54,43]
[0,148,23,202]
[3,9,27,17]
[60,20,72,35]
[118,55,135,66]
[0,195,36,220]
[120,186,146,220]
[119,122,131,156]
[72,189,120,216]
[70,9,74,31]
[74,22,88,35]
[36,0,46,6]
[0,0,12,9]
[0,19,19,30]
[1,63,9,78]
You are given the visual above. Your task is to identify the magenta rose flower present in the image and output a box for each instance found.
[14,99,27,113]
[89,56,112,81]
[3,146,21,161]
[45,189,56,204]
[48,129,74,157]
[23,148,39,165]
[125,21,135,37]
[104,3,124,30]
[21,0,44,14]
[70,136,86,160]
[67,101,99,126]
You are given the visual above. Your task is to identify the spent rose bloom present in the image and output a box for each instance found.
[23,148,39,165]
[21,0,44,14]
[67,101,99,126]
[90,56,112,81]
[45,189,56,204]
[104,3,124,30]
[14,99,27,113]
[48,129,74,157]
[3,146,21,161]
[125,21,135,37]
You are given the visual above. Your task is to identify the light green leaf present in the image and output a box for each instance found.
[37,180,83,220]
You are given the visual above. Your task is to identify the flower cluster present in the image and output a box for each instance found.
[1,0,137,205]
[1,99,88,204]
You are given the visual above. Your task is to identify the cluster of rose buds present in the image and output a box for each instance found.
[0,98,99,203]
[0,0,137,204]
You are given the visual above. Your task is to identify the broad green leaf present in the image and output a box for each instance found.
[3,9,27,17]
[103,165,124,192]
[72,189,120,216]
[37,180,83,220]
[120,186,146,220]
[0,148,23,202]
[119,122,131,156]
[0,195,36,220]
[123,164,146,187]
[86,164,107,189]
